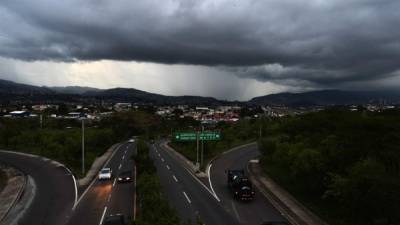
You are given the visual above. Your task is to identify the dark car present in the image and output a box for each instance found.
[103,214,124,225]
[117,171,133,183]
[261,222,290,225]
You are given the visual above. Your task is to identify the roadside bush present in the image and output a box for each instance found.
[259,109,400,225]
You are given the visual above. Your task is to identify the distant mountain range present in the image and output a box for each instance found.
[49,86,101,95]
[248,90,400,106]
[1,79,400,106]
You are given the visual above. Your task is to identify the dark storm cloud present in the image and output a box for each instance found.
[1,0,400,87]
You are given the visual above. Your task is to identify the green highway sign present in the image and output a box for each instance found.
[175,132,221,141]
[200,132,221,141]
[175,132,197,141]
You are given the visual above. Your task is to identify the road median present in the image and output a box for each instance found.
[162,141,208,178]
[78,143,122,187]
[0,164,27,224]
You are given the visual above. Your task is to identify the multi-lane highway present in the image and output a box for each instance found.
[67,142,136,225]
[0,141,136,225]
[0,150,76,225]
[154,141,288,225]
[209,143,287,225]
[151,142,240,225]
[2,139,287,225]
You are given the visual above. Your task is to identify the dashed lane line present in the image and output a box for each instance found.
[183,191,191,204]
[99,206,108,225]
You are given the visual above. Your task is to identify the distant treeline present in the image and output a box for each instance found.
[0,110,162,176]
[259,108,400,225]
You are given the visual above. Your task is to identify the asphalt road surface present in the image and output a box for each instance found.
[152,142,240,225]
[66,142,136,225]
[210,143,287,225]
[0,150,76,225]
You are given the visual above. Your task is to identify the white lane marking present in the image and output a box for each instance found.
[172,175,178,182]
[183,166,220,202]
[166,165,170,170]
[161,158,165,162]
[74,174,97,210]
[118,164,122,170]
[207,163,220,202]
[158,143,221,202]
[231,201,241,223]
[99,206,108,225]
[79,141,123,209]
[158,153,161,157]
[71,174,78,208]
[122,155,125,160]
[183,192,191,204]
[113,178,117,187]
[107,193,112,202]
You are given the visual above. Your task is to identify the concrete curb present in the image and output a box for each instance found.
[162,141,208,177]
[0,165,27,224]
[247,162,329,225]
[78,143,122,186]
[205,142,257,174]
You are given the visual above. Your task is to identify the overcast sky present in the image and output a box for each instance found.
[0,0,399,100]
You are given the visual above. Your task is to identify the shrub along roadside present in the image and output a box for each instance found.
[258,109,400,225]
[132,139,185,225]
[0,117,118,177]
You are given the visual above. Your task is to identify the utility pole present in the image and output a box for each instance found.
[201,125,204,167]
[82,118,85,175]
[196,130,199,171]
[40,114,43,129]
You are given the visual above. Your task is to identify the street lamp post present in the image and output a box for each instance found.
[201,125,204,167]
[82,118,85,175]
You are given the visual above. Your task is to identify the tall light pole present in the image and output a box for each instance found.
[81,118,85,175]
[201,125,204,167]
[196,129,199,171]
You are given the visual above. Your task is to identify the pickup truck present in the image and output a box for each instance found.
[227,169,255,201]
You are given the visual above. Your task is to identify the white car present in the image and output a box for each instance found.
[98,168,112,180]
[128,139,135,143]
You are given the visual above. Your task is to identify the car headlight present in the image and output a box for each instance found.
[118,178,122,180]
[126,177,131,180]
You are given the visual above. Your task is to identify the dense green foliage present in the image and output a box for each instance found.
[133,140,183,225]
[0,117,116,176]
[170,119,264,169]
[259,109,400,225]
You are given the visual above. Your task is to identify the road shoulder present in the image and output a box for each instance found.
[0,164,27,224]
[248,161,329,225]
